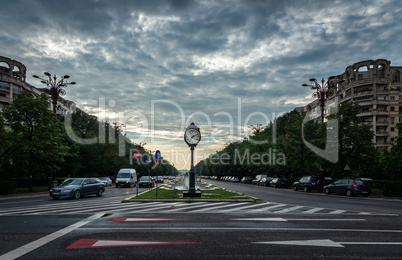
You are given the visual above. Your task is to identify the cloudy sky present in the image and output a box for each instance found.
[1,0,402,170]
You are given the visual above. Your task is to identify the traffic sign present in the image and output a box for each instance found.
[344,164,350,171]
[132,150,143,160]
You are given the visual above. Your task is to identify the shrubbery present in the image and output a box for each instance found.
[0,181,17,195]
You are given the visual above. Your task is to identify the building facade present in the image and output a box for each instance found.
[304,59,402,150]
[0,56,76,121]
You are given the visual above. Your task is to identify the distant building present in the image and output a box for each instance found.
[0,56,77,124]
[303,59,402,150]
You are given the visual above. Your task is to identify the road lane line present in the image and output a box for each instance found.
[78,227,402,233]
[0,213,103,260]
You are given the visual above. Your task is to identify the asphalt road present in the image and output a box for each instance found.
[0,181,401,259]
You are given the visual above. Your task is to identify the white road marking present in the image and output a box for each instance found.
[0,213,103,260]
[302,207,324,214]
[248,204,286,213]
[274,206,304,213]
[189,202,250,213]
[216,202,268,213]
[253,239,402,247]
[328,210,346,214]
[232,218,366,222]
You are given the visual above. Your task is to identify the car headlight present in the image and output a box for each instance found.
[63,189,72,192]
[126,180,129,183]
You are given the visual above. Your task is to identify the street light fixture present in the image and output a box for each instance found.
[33,72,76,123]
[302,76,342,123]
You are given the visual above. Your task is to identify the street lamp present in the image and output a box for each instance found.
[113,123,126,139]
[302,76,341,123]
[33,72,76,123]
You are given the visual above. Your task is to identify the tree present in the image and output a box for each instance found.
[2,91,68,191]
[327,102,376,178]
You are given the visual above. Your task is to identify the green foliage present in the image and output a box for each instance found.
[0,181,17,195]
[196,102,397,183]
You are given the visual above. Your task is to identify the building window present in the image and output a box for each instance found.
[391,117,395,124]
[391,96,395,100]
[391,107,395,111]
[12,85,20,93]
[0,81,9,90]
[391,127,395,132]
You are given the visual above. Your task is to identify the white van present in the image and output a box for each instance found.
[115,169,137,188]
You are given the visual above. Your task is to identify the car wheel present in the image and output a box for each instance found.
[325,188,330,195]
[52,197,59,200]
[363,194,369,197]
[74,190,81,199]
[97,188,104,197]
[293,186,298,191]
[346,190,353,197]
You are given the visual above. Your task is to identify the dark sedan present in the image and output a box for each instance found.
[324,179,371,197]
[50,178,105,199]
[270,177,287,188]
[138,176,155,188]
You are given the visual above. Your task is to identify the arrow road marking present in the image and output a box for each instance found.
[66,239,199,249]
[232,218,366,222]
[110,218,189,222]
[252,239,402,248]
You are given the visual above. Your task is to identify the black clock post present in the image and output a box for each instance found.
[183,123,202,198]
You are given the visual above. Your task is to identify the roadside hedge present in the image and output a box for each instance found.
[368,180,402,197]
[0,181,17,195]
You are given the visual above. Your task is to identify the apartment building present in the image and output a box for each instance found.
[304,59,402,150]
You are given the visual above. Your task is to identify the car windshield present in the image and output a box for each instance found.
[64,179,83,185]
[117,173,130,178]
[140,176,151,181]
[99,177,108,180]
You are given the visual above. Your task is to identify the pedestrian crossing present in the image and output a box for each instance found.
[0,197,395,216]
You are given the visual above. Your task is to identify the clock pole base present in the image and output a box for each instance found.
[182,191,202,198]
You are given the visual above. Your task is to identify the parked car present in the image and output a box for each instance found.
[252,175,267,185]
[270,177,287,188]
[293,176,326,192]
[259,177,274,186]
[99,177,112,187]
[241,176,253,184]
[138,176,155,188]
[231,176,240,182]
[50,178,105,200]
[324,179,371,197]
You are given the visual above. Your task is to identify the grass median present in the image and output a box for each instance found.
[128,185,259,202]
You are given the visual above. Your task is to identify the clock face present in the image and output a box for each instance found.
[185,129,201,145]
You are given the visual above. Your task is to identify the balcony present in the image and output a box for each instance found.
[376,131,388,136]
[0,96,10,102]
[358,110,373,116]
[376,110,389,116]
[376,120,388,126]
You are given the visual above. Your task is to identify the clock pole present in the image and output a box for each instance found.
[183,122,201,198]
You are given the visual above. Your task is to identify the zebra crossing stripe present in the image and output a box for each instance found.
[216,202,268,213]
[248,204,286,213]
[274,206,304,213]
[302,207,324,214]
[189,202,250,213]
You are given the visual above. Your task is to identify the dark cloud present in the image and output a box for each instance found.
[2,0,402,168]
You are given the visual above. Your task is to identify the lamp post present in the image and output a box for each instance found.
[33,72,76,123]
[302,76,340,123]
[113,123,126,139]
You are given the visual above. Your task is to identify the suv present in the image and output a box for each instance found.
[293,176,325,192]
[252,175,267,185]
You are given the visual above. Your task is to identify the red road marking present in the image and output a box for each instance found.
[109,218,190,222]
[66,239,199,249]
